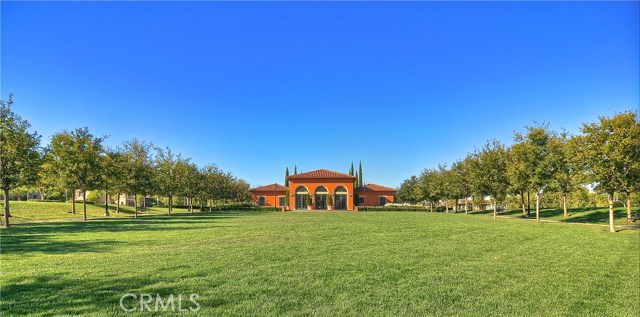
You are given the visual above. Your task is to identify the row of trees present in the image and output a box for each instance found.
[0,95,250,227]
[397,111,640,232]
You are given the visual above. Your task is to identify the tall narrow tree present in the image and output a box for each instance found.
[358,161,363,187]
[284,167,290,188]
[0,95,41,227]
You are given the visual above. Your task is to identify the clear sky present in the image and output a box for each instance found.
[1,1,638,188]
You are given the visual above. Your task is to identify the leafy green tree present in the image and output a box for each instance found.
[473,140,509,219]
[506,137,533,216]
[573,112,640,231]
[175,160,200,212]
[50,127,104,221]
[201,164,223,211]
[122,139,155,218]
[449,160,470,213]
[108,149,128,213]
[154,147,182,215]
[434,165,450,212]
[518,124,561,224]
[397,176,421,204]
[551,133,577,218]
[418,168,440,212]
[97,149,123,217]
[464,154,485,212]
[0,95,41,227]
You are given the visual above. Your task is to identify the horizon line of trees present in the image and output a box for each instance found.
[396,111,640,233]
[0,94,251,227]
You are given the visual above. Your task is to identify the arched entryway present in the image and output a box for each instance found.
[295,186,309,210]
[315,186,328,210]
[334,186,348,210]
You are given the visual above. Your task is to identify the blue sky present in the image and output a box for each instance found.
[1,1,638,188]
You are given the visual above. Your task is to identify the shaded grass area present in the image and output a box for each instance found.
[467,206,635,226]
[2,211,639,316]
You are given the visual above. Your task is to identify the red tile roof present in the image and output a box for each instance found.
[355,183,396,192]
[249,183,288,192]
[287,169,356,180]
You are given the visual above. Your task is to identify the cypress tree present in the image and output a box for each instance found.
[355,170,359,188]
[294,165,297,175]
[349,162,354,176]
[358,161,363,187]
[285,167,289,187]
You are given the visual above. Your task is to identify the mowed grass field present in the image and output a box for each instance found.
[1,208,639,316]
[1,201,175,223]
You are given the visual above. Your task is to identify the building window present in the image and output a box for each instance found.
[278,196,285,207]
[258,196,266,206]
[379,196,387,206]
[295,186,308,209]
[314,186,328,210]
[358,196,365,205]
[335,186,348,209]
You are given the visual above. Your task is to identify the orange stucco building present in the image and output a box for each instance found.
[249,169,396,211]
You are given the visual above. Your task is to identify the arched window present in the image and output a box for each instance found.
[295,186,308,210]
[315,186,328,210]
[334,186,348,210]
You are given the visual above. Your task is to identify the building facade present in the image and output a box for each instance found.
[249,169,396,211]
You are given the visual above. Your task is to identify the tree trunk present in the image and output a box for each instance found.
[527,191,531,217]
[430,202,433,212]
[116,193,120,213]
[168,195,172,215]
[3,188,10,228]
[464,199,468,216]
[105,187,110,217]
[209,198,212,212]
[189,197,193,213]
[143,196,146,212]
[627,191,632,224]
[72,191,76,214]
[82,190,87,221]
[608,193,615,233]
[521,193,526,215]
[134,194,138,218]
[563,193,568,218]
[493,198,497,219]
[536,191,541,224]
[455,199,459,213]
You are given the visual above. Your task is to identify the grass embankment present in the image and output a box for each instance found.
[2,211,638,316]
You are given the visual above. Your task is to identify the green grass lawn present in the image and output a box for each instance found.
[1,210,638,316]
[1,201,180,224]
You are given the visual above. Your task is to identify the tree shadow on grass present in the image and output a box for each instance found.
[2,273,226,316]
[560,208,629,224]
